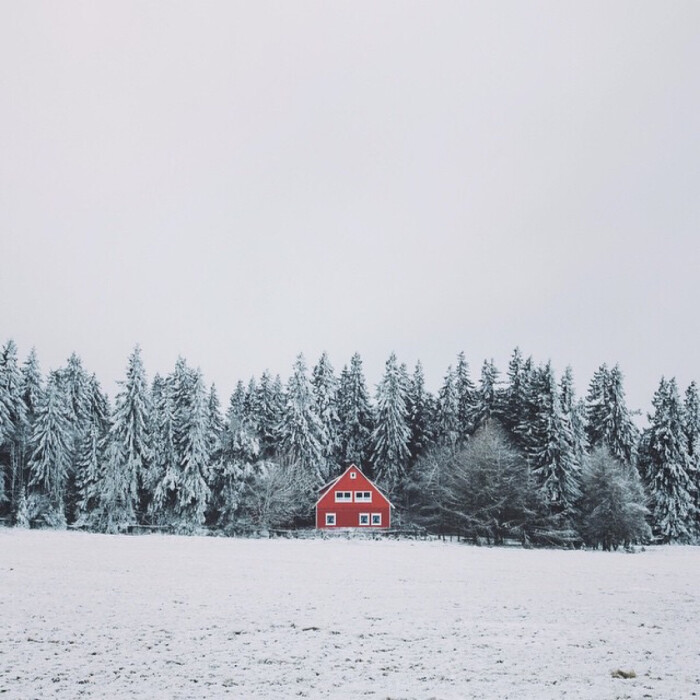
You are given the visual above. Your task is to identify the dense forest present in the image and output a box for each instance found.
[0,340,698,548]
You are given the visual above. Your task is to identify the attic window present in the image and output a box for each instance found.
[355,491,372,503]
[335,491,352,502]
[350,472,357,479]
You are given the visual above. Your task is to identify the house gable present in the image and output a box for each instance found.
[315,465,393,529]
[316,465,393,510]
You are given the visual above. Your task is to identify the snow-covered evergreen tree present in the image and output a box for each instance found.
[27,371,72,525]
[150,359,212,529]
[586,364,639,466]
[639,377,696,542]
[57,352,93,521]
[371,353,411,493]
[74,375,111,526]
[148,373,175,514]
[406,360,436,469]
[175,367,212,526]
[255,372,284,459]
[436,366,460,445]
[0,340,28,514]
[207,383,225,466]
[13,348,44,519]
[312,352,341,482]
[525,363,581,516]
[337,353,374,470]
[683,382,700,533]
[212,387,261,530]
[100,346,152,525]
[278,354,325,482]
[471,358,500,432]
[455,352,476,439]
[560,367,588,467]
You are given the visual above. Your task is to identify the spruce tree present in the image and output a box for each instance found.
[74,375,111,527]
[0,340,27,515]
[255,372,284,459]
[683,382,700,533]
[312,352,341,482]
[9,347,44,520]
[436,366,460,445]
[586,364,638,465]
[525,363,581,517]
[471,358,500,432]
[102,346,153,524]
[27,371,72,525]
[501,347,525,436]
[148,373,176,521]
[57,353,92,521]
[455,352,476,439]
[510,355,537,451]
[371,352,411,493]
[337,353,373,471]
[560,367,588,467]
[639,377,696,542]
[406,360,436,469]
[278,354,325,482]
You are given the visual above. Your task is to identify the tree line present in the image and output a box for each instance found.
[0,340,698,548]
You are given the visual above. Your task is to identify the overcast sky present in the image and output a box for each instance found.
[1,2,699,417]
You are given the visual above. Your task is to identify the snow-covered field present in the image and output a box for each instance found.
[1,530,698,699]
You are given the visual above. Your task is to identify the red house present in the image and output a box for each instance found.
[315,464,393,529]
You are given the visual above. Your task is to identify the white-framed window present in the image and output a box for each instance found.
[334,491,352,502]
[355,491,372,503]
[350,471,357,479]
[371,513,382,526]
[325,513,336,526]
[359,513,370,526]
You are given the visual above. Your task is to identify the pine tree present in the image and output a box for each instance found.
[12,348,44,519]
[586,364,638,465]
[501,348,524,436]
[27,371,72,525]
[255,372,284,459]
[312,352,341,482]
[436,366,460,445]
[74,375,111,526]
[57,353,92,522]
[560,367,588,467]
[213,390,261,530]
[455,352,476,439]
[175,367,212,527]
[471,358,500,432]
[525,363,581,516]
[207,383,225,465]
[278,354,325,482]
[371,353,411,493]
[101,346,153,525]
[511,355,536,451]
[683,382,700,534]
[0,340,28,515]
[639,377,696,542]
[148,373,176,519]
[406,360,436,469]
[337,353,374,471]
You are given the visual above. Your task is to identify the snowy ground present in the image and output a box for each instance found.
[1,530,698,699]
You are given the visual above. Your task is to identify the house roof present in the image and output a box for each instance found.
[315,464,394,508]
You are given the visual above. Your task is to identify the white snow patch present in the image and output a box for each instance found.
[1,529,699,698]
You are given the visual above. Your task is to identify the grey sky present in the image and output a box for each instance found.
[1,2,699,416]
